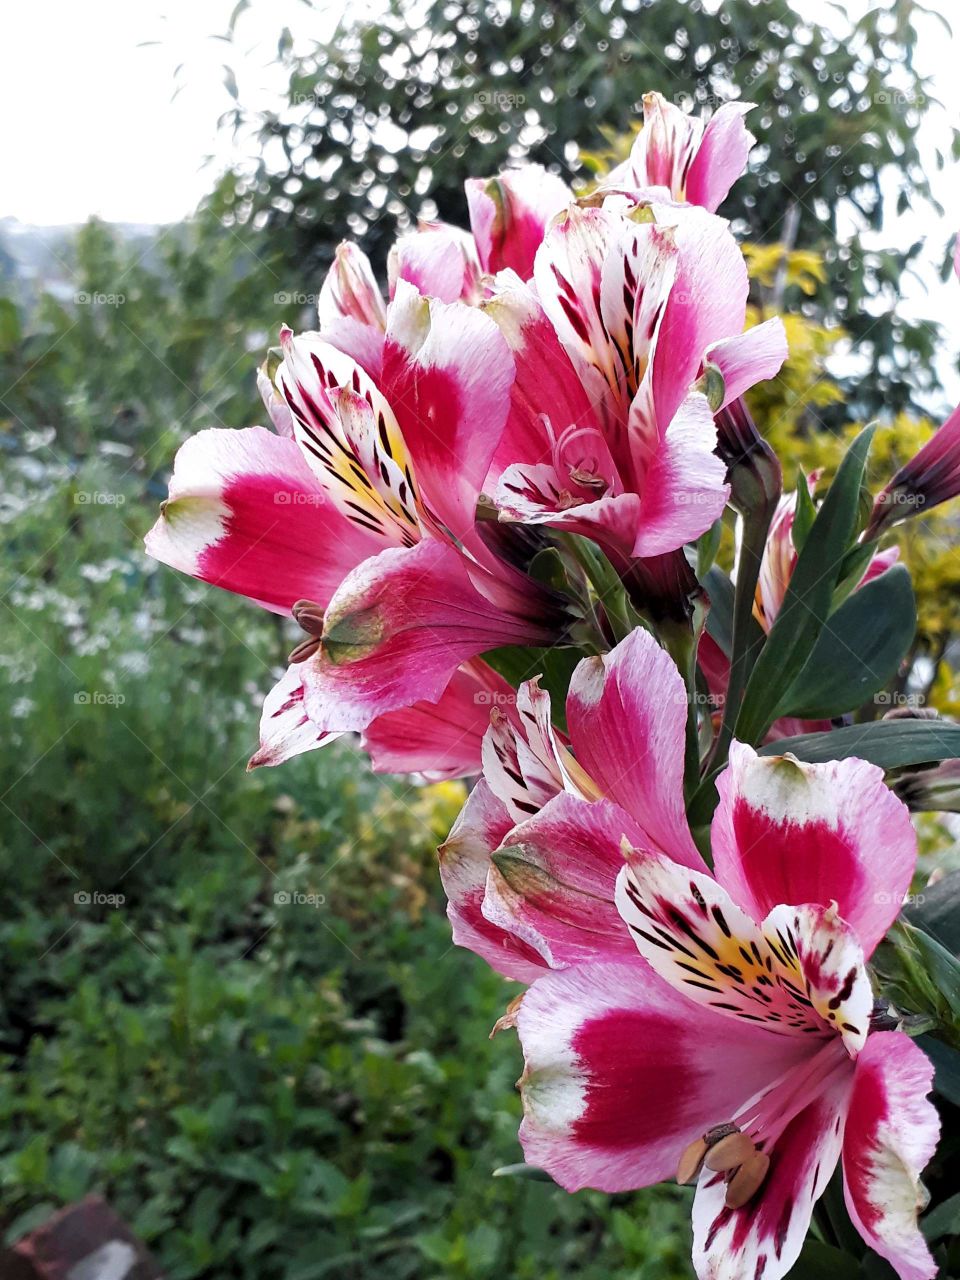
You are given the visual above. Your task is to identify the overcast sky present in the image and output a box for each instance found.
[2,0,957,401]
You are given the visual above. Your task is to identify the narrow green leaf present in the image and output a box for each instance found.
[492,1163,555,1182]
[904,870,960,954]
[776,566,916,720]
[916,1035,960,1107]
[703,567,736,659]
[906,925,960,1020]
[792,470,817,554]
[922,1192,960,1243]
[758,719,960,769]
[736,424,877,743]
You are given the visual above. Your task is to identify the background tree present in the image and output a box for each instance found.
[216,0,955,417]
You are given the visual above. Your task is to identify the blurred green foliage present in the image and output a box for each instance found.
[0,221,693,1277]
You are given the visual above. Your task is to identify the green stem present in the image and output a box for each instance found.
[560,534,635,646]
[707,497,776,775]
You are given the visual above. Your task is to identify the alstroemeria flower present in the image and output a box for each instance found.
[147,279,569,771]
[485,197,786,560]
[866,236,960,539]
[441,628,936,1280]
[465,164,572,280]
[440,627,704,978]
[756,474,899,632]
[867,402,960,539]
[603,90,755,213]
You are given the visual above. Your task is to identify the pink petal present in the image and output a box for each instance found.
[631,390,730,557]
[685,101,756,213]
[482,277,599,480]
[317,241,387,330]
[466,165,571,279]
[704,317,788,409]
[247,665,341,770]
[144,426,381,614]
[382,281,516,544]
[616,852,872,1045]
[388,222,482,304]
[483,793,646,969]
[438,779,547,982]
[566,628,706,869]
[712,743,918,957]
[301,539,555,732]
[842,1032,939,1280]
[692,1084,849,1280]
[361,661,514,779]
[653,206,749,432]
[517,959,806,1193]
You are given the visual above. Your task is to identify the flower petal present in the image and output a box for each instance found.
[566,627,705,868]
[144,426,381,614]
[466,165,572,279]
[711,744,918,957]
[615,851,871,1047]
[438,779,547,982]
[301,539,555,731]
[692,1084,848,1280]
[388,222,482,304]
[704,317,788,409]
[630,390,730,557]
[317,241,387,330]
[361,661,513,780]
[842,1032,939,1280]
[247,665,341,769]
[483,793,645,968]
[517,958,806,1192]
[653,205,749,432]
[685,101,756,213]
[383,281,516,545]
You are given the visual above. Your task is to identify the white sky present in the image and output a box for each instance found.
[2,0,957,401]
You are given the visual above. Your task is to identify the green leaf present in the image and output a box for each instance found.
[703,567,737,659]
[790,1239,861,1280]
[759,719,960,769]
[776,566,916,719]
[483,645,581,731]
[905,925,960,1020]
[922,1191,960,1242]
[904,870,960,954]
[916,1035,960,1107]
[736,425,876,743]
[492,1163,555,1182]
[792,470,817,554]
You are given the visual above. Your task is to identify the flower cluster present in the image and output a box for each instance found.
[146,91,959,1280]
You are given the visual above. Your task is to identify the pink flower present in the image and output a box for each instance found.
[442,628,936,1280]
[757,474,898,633]
[146,280,568,772]
[604,91,755,213]
[486,197,786,560]
[867,403,960,538]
